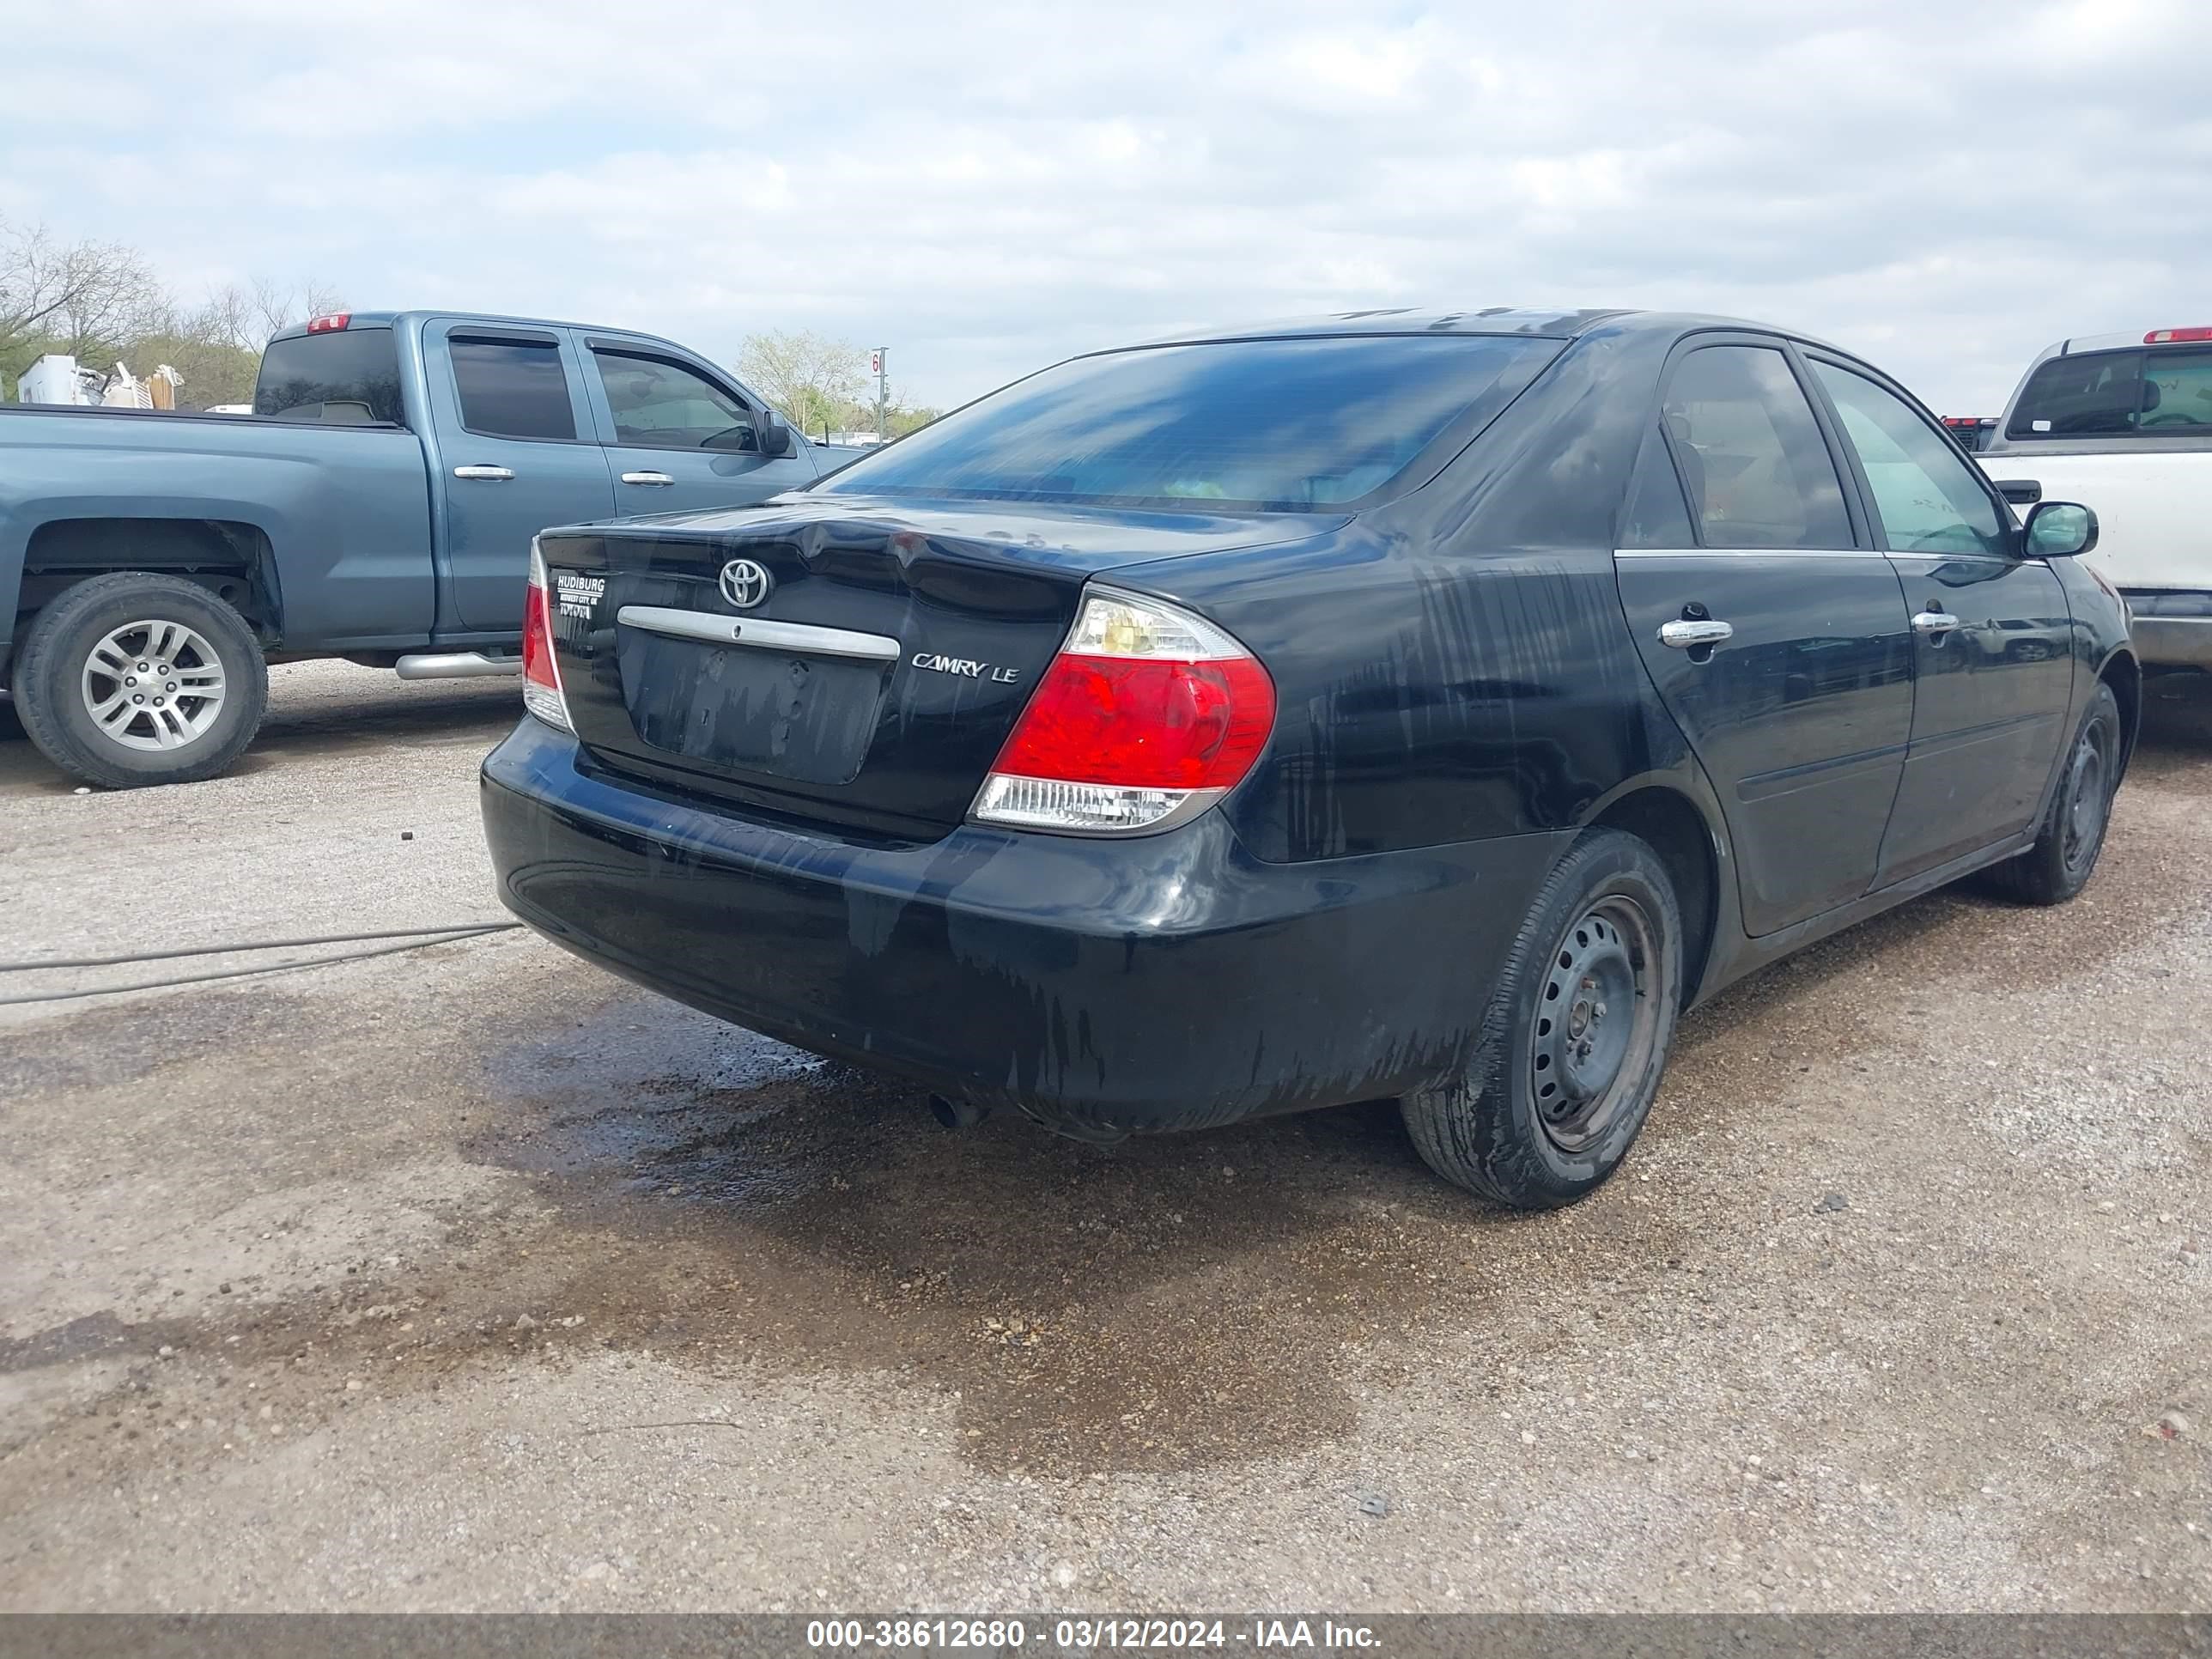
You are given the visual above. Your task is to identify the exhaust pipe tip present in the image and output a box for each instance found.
[928,1092,988,1131]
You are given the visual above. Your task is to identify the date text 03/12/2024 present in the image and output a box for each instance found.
[804,1618,1383,1650]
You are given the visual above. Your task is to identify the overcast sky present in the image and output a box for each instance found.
[5,0,2205,415]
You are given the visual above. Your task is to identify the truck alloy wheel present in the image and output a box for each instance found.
[78,619,228,751]
[12,571,268,789]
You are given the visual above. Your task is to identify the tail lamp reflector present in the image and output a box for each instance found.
[521,538,572,733]
[971,588,1274,836]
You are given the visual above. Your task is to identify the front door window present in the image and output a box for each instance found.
[1811,363,2007,556]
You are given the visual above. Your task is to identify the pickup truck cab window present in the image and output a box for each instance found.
[1811,362,2008,556]
[591,350,757,452]
[253,327,405,426]
[2005,346,2212,439]
[1660,345,1851,550]
[450,337,578,441]
[2142,349,2212,431]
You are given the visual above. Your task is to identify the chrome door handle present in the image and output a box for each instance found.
[453,465,514,482]
[1911,610,1959,635]
[620,471,676,486]
[1657,618,1734,649]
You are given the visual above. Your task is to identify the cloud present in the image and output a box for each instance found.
[4,0,2206,413]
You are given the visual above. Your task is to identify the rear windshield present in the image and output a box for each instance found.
[816,334,1562,511]
[2006,346,2212,439]
[253,327,405,426]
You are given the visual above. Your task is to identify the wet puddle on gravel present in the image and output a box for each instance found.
[440,994,1695,1474]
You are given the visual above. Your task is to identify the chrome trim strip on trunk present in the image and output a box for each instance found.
[613,605,902,663]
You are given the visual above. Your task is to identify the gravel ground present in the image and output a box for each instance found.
[0,660,2207,1613]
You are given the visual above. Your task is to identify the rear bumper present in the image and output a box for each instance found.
[2123,593,2212,670]
[480,719,1571,1137]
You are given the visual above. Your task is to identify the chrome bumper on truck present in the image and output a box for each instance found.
[2124,592,2212,671]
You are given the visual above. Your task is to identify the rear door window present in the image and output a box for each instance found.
[450,337,577,441]
[1813,362,2008,557]
[592,350,757,450]
[1620,426,1695,549]
[1662,345,1853,549]
[253,327,404,425]
[2004,347,2212,438]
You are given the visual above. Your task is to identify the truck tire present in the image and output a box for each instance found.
[1401,828,1683,1209]
[11,573,268,789]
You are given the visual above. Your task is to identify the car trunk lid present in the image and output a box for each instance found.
[538,493,1340,840]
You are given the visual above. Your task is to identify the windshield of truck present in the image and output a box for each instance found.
[814,333,1563,511]
[2006,346,2212,440]
[254,327,405,426]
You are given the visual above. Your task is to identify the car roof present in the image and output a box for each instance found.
[1128,307,1846,353]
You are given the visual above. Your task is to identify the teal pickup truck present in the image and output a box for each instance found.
[0,310,860,787]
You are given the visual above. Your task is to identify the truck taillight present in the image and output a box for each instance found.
[522,538,572,733]
[305,313,351,333]
[970,587,1274,836]
[2145,326,2212,344]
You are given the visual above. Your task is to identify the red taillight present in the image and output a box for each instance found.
[305,313,351,333]
[521,539,571,732]
[971,588,1274,836]
[2145,327,2212,344]
[993,653,1275,790]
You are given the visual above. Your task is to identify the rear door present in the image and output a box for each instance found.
[426,321,618,632]
[580,340,819,516]
[1613,337,1916,937]
[1806,356,2074,884]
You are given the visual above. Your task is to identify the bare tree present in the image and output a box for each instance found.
[245,276,348,345]
[2,215,353,404]
[736,330,867,437]
[0,218,163,379]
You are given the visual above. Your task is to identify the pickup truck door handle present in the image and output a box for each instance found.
[619,471,676,486]
[1911,609,1960,636]
[452,465,514,483]
[1657,618,1734,649]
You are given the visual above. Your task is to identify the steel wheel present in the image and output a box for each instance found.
[1528,894,1664,1153]
[2060,719,2111,877]
[80,619,228,751]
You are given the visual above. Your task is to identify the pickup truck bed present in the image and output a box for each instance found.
[1,309,862,787]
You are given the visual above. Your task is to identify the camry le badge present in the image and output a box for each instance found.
[912,650,1021,684]
[719,558,773,610]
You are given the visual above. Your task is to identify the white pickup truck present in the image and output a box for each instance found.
[1976,325,2212,670]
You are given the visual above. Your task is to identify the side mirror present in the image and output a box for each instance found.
[755,407,795,459]
[2024,500,2098,559]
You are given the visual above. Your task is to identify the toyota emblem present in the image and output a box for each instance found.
[719,558,774,610]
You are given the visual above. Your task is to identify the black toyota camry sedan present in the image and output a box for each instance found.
[480,308,2135,1208]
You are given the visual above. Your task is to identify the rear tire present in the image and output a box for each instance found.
[1980,681,2121,906]
[1401,828,1683,1208]
[12,572,268,790]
